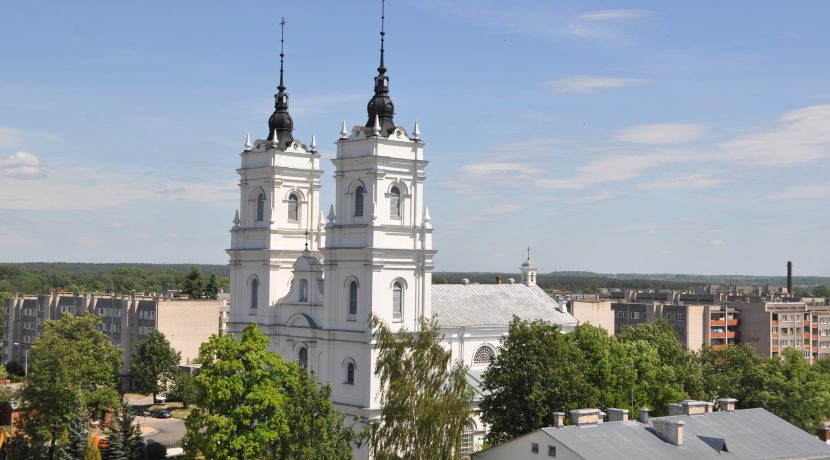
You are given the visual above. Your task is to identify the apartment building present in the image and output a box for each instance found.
[568,291,739,351]
[729,298,830,363]
[3,292,226,386]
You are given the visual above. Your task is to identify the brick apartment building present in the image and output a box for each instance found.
[3,292,228,386]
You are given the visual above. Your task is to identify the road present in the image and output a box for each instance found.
[125,394,186,447]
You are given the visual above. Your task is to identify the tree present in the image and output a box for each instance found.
[184,324,354,459]
[182,266,203,299]
[119,407,146,460]
[84,436,102,460]
[480,317,592,446]
[204,273,220,300]
[62,410,91,459]
[130,330,181,403]
[101,424,127,460]
[172,371,198,409]
[15,314,121,460]
[368,315,473,460]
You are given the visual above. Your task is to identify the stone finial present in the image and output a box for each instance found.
[317,210,325,230]
[413,120,421,141]
[327,204,335,225]
[244,132,253,151]
[233,210,240,229]
[340,120,349,139]
[271,128,280,146]
[423,205,432,229]
[373,115,382,136]
[310,134,318,153]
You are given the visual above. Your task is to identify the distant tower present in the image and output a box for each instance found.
[227,19,323,339]
[787,261,793,295]
[520,247,537,287]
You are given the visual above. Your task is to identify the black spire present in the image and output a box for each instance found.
[365,0,395,136]
[268,17,294,148]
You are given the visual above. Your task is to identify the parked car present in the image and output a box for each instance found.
[126,406,151,417]
[151,409,172,419]
[154,394,167,404]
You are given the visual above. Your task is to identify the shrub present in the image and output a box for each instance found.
[146,441,167,459]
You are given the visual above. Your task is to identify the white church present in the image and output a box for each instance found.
[226,17,579,458]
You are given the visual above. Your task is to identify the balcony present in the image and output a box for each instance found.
[710,331,737,339]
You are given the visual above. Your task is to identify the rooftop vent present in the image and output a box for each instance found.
[462,278,470,285]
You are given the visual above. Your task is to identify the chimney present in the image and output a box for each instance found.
[668,403,683,416]
[705,402,714,413]
[817,423,830,443]
[552,412,565,428]
[598,411,606,424]
[718,398,737,412]
[639,408,650,424]
[570,409,601,426]
[496,276,503,285]
[787,261,793,295]
[681,400,708,415]
[652,419,685,446]
[607,408,629,422]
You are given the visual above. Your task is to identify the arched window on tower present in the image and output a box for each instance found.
[461,421,476,460]
[392,282,403,321]
[299,279,308,302]
[288,193,299,222]
[473,345,495,366]
[346,362,355,385]
[348,281,358,319]
[390,186,401,218]
[256,192,266,222]
[354,186,364,217]
[250,278,259,309]
[298,346,308,370]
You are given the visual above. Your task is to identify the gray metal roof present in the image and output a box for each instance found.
[539,408,830,460]
[432,284,578,328]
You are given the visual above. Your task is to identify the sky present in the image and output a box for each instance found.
[0,1,828,276]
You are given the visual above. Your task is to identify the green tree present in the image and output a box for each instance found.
[62,410,91,459]
[368,315,473,460]
[84,436,102,460]
[204,273,220,300]
[119,407,146,460]
[184,324,354,459]
[130,330,181,403]
[182,266,204,299]
[480,317,592,446]
[172,371,198,409]
[16,314,122,460]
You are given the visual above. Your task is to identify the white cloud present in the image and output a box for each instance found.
[290,94,363,117]
[710,239,726,246]
[547,75,647,94]
[767,182,830,200]
[718,105,830,165]
[537,150,694,189]
[634,174,723,190]
[0,152,44,178]
[0,127,25,149]
[579,9,652,21]
[617,123,710,145]
[461,162,536,177]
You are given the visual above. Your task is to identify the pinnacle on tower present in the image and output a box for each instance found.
[364,0,396,136]
[267,17,295,148]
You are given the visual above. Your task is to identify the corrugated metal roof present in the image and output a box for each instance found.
[432,284,578,328]
[537,408,830,460]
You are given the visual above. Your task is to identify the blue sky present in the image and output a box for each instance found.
[1,1,828,276]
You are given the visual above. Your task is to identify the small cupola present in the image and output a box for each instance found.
[364,2,396,137]
[520,247,538,287]
[267,18,295,149]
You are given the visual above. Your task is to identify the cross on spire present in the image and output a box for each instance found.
[279,17,286,92]
[527,246,531,261]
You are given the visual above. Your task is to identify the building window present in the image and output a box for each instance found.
[548,445,557,457]
[473,346,495,366]
[288,193,299,221]
[256,192,265,222]
[392,282,403,321]
[771,326,779,333]
[354,186,364,217]
[616,311,627,319]
[390,186,400,217]
[348,281,358,317]
[298,346,308,370]
[299,279,308,302]
[631,312,641,320]
[772,339,779,346]
[676,313,686,321]
[461,423,475,460]
[531,443,539,454]
[346,362,355,385]
[251,278,259,309]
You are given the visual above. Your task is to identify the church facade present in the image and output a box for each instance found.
[226,20,579,458]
